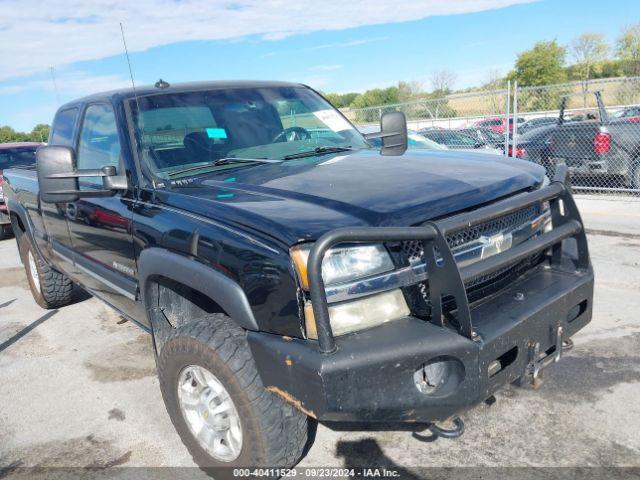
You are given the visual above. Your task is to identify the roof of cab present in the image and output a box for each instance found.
[58,80,306,110]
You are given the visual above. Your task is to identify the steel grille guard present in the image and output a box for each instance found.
[306,163,590,354]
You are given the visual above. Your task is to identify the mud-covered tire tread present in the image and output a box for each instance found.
[19,234,74,309]
[157,314,309,471]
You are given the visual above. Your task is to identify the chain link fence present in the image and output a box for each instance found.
[343,76,640,198]
[515,77,640,196]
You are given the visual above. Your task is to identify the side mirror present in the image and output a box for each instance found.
[37,146,128,204]
[363,111,408,156]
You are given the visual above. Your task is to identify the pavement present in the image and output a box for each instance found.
[0,196,639,478]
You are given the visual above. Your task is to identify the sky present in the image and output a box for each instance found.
[1,0,639,131]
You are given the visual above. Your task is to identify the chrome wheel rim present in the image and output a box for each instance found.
[177,365,242,462]
[28,250,41,293]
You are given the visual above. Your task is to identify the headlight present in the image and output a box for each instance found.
[290,243,394,289]
[304,289,410,338]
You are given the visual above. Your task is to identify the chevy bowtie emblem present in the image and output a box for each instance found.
[480,232,513,260]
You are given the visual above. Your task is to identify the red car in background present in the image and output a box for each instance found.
[0,142,41,239]
[474,117,525,133]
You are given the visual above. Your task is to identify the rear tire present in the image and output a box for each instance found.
[18,234,74,309]
[157,314,310,475]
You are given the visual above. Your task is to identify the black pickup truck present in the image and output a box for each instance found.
[3,81,593,471]
[549,91,640,189]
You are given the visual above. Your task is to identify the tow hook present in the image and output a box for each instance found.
[562,338,574,352]
[520,325,567,389]
[412,417,465,442]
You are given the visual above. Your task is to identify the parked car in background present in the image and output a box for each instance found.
[519,117,559,134]
[0,142,41,239]
[506,125,555,165]
[610,106,640,121]
[419,129,503,155]
[549,92,640,188]
[474,116,524,133]
[359,126,446,150]
[458,127,505,148]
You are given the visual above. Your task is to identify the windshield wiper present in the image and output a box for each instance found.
[166,157,280,177]
[282,146,354,160]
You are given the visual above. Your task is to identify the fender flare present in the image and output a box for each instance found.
[137,248,259,331]
[6,199,43,256]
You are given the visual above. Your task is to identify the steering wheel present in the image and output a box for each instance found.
[272,127,311,143]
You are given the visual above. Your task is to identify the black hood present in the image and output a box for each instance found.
[164,148,545,245]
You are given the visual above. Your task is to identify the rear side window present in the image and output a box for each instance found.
[0,148,37,170]
[50,108,78,146]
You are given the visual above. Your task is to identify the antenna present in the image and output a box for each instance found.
[120,22,156,188]
[49,66,61,105]
[119,22,140,108]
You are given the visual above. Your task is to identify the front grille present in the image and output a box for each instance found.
[401,203,541,263]
[401,202,544,315]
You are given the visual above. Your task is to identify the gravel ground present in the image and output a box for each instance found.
[0,197,639,479]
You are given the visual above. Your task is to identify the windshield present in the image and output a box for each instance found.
[480,129,504,142]
[0,147,38,170]
[518,125,555,142]
[131,86,368,179]
[423,131,479,147]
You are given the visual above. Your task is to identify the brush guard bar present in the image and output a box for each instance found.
[307,164,590,354]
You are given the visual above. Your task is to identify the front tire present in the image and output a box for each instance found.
[18,234,74,309]
[157,314,310,474]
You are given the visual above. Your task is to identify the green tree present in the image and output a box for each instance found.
[571,33,609,81]
[0,126,22,143]
[398,80,425,102]
[30,124,50,143]
[616,23,640,75]
[508,40,567,87]
[351,87,400,109]
[351,87,400,122]
[570,33,609,107]
[0,124,50,144]
[598,59,625,78]
[508,40,568,111]
[322,92,359,109]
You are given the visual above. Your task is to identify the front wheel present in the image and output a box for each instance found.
[157,314,311,474]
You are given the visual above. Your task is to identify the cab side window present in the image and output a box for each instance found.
[49,108,78,146]
[76,104,121,185]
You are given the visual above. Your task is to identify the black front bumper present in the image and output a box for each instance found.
[249,261,593,422]
[250,167,594,423]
